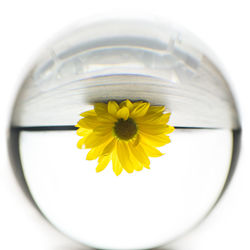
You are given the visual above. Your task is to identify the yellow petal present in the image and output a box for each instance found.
[86,142,109,160]
[120,99,133,111]
[77,138,86,149]
[151,114,172,126]
[102,139,116,155]
[94,103,107,115]
[93,125,113,135]
[139,124,170,135]
[128,142,150,167]
[132,101,143,108]
[80,110,96,117]
[116,141,134,173]
[108,101,119,116]
[76,127,91,136]
[130,102,150,118]
[116,107,129,120]
[140,132,171,147]
[86,147,101,160]
[132,134,140,147]
[135,112,163,124]
[165,125,175,134]
[84,132,112,149]
[134,162,143,171]
[77,119,90,129]
[137,113,170,125]
[112,151,123,176]
[77,116,100,129]
[127,144,145,171]
[147,106,165,114]
[160,113,171,123]
[140,142,164,157]
[96,155,111,173]
[97,113,117,123]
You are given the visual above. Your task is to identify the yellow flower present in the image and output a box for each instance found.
[76,100,174,176]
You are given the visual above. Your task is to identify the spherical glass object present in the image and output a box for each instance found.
[9,20,241,250]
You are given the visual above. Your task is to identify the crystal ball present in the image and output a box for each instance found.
[9,20,241,250]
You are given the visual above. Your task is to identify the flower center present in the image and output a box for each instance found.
[114,118,137,140]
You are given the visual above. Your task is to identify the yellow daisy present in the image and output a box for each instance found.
[76,100,174,176]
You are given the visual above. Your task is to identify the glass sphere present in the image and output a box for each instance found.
[9,20,240,250]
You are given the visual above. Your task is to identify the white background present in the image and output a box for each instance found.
[0,1,249,249]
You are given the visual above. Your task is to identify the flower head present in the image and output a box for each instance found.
[76,100,174,176]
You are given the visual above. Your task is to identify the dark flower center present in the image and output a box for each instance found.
[114,118,137,140]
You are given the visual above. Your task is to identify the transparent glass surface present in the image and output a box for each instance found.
[9,20,241,250]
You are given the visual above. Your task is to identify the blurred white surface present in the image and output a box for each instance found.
[0,0,249,249]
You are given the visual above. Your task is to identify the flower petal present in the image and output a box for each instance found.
[112,151,123,176]
[147,106,165,114]
[86,148,101,160]
[80,110,96,117]
[136,112,171,125]
[127,145,145,171]
[93,125,113,135]
[117,141,134,173]
[94,103,107,115]
[160,113,171,123]
[77,138,86,149]
[140,132,171,147]
[132,101,143,108]
[165,125,175,134]
[140,142,164,157]
[102,139,116,155]
[86,141,110,160]
[84,132,112,149]
[128,142,150,167]
[77,116,100,129]
[76,127,91,136]
[132,134,140,147]
[97,113,117,123]
[96,155,111,173]
[139,124,170,135]
[133,162,143,171]
[135,112,163,124]
[108,101,119,116]
[130,102,150,118]
[116,107,129,120]
[120,99,133,111]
